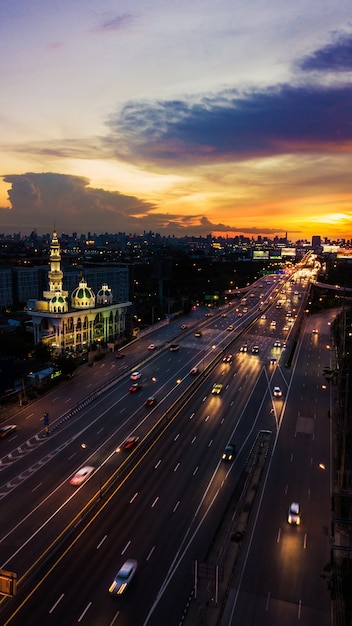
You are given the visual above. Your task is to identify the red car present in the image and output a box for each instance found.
[120,436,139,450]
[129,383,141,392]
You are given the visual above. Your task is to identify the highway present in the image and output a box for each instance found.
[222,308,333,626]
[0,265,333,625]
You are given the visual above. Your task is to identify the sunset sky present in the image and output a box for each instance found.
[1,0,351,240]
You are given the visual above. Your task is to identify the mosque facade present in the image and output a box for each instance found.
[27,230,132,353]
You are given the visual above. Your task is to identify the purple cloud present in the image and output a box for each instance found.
[105,82,352,166]
[298,33,352,72]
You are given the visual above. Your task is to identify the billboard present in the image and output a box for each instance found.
[337,248,352,259]
[253,250,269,260]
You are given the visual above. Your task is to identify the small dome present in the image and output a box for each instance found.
[49,291,68,313]
[96,283,113,305]
[71,278,95,309]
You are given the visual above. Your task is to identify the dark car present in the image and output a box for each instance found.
[115,352,125,359]
[0,425,17,438]
[144,396,157,407]
[129,383,141,392]
[194,331,202,337]
[222,354,232,363]
[222,444,236,461]
[109,559,138,595]
[170,344,179,351]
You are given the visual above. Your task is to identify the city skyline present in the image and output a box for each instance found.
[1,0,351,240]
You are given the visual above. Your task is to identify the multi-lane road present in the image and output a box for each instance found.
[0,267,334,625]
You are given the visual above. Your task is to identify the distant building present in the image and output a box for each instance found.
[312,235,322,251]
[27,230,131,353]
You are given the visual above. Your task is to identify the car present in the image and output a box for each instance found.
[222,354,232,363]
[69,466,95,486]
[251,345,260,354]
[170,344,179,351]
[119,436,139,450]
[115,352,125,359]
[239,345,248,353]
[190,367,199,375]
[109,559,138,595]
[194,331,202,337]
[237,313,243,318]
[212,383,223,395]
[148,344,156,350]
[270,357,277,365]
[273,340,281,348]
[221,313,227,318]
[130,371,141,380]
[180,324,188,330]
[283,325,289,331]
[273,386,282,397]
[260,314,267,320]
[0,424,17,438]
[227,325,234,331]
[312,328,318,334]
[270,320,277,327]
[129,383,141,392]
[288,502,301,525]
[222,444,236,461]
[144,396,157,407]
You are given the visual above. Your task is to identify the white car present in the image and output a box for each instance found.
[109,559,138,595]
[288,502,301,525]
[273,386,282,397]
[69,466,95,486]
[130,371,142,380]
[148,344,156,350]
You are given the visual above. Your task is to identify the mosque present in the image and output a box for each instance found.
[27,230,132,354]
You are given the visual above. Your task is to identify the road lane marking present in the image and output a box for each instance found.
[155,460,161,468]
[151,497,159,508]
[193,467,198,476]
[78,602,92,622]
[96,535,107,549]
[121,540,131,554]
[49,593,65,613]
[303,533,307,549]
[191,436,196,444]
[277,528,281,543]
[174,463,180,472]
[265,591,271,611]
[173,501,180,512]
[130,492,138,503]
[146,547,155,561]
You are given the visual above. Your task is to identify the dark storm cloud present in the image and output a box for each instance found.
[106,82,352,166]
[298,33,352,72]
[0,173,286,236]
[1,173,155,233]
